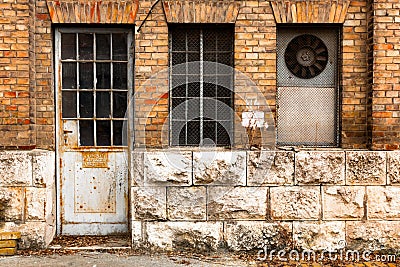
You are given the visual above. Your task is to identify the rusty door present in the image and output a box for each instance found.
[55,28,132,235]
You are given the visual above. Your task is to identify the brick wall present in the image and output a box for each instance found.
[371,0,400,150]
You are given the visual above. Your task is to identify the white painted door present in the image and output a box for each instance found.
[55,28,133,235]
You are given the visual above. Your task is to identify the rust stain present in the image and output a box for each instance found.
[82,152,109,168]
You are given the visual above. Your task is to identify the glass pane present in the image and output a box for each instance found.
[62,91,77,118]
[203,121,216,144]
[62,63,77,89]
[61,33,76,60]
[79,91,94,118]
[96,120,111,146]
[79,63,93,89]
[187,29,200,51]
[112,33,127,61]
[217,122,231,146]
[203,30,217,52]
[171,84,186,97]
[79,120,94,146]
[217,52,233,67]
[217,85,232,98]
[217,28,234,51]
[113,63,127,89]
[187,120,200,145]
[171,29,186,51]
[172,52,186,66]
[96,92,110,118]
[113,120,124,146]
[113,92,127,118]
[171,120,186,145]
[96,63,111,89]
[203,82,216,97]
[78,33,93,60]
[188,82,200,97]
[171,98,186,120]
[187,98,200,120]
[96,34,110,60]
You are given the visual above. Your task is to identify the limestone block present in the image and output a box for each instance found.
[1,222,54,249]
[346,151,386,185]
[322,186,365,220]
[26,187,46,221]
[270,186,320,220]
[167,187,206,220]
[131,221,142,245]
[0,187,23,221]
[293,221,346,251]
[132,186,166,220]
[193,151,246,185]
[295,151,345,185]
[144,151,192,186]
[367,186,400,219]
[208,186,267,220]
[131,150,144,186]
[247,151,294,185]
[346,221,400,251]
[225,221,292,251]
[387,151,400,184]
[0,151,32,186]
[145,221,223,251]
[32,150,55,187]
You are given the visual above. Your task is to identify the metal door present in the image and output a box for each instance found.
[55,28,133,235]
[277,26,339,146]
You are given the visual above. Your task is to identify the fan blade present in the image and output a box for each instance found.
[309,66,315,77]
[311,38,320,49]
[316,56,327,61]
[314,62,323,70]
[301,67,306,78]
[315,47,326,54]
[293,65,300,74]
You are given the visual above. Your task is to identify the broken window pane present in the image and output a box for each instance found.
[79,63,94,89]
[62,91,77,118]
[61,33,76,60]
[96,92,110,118]
[79,91,94,118]
[96,120,111,146]
[62,63,77,89]
[79,120,94,146]
[96,63,111,89]
[112,33,127,61]
[96,34,111,60]
[78,33,93,60]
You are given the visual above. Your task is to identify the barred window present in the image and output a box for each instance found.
[169,24,234,146]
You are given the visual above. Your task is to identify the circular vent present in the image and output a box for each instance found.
[284,34,328,79]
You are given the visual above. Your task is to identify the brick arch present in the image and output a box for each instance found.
[270,0,350,23]
[46,0,139,24]
[162,0,241,24]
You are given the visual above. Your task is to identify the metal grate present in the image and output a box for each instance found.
[169,24,234,147]
[277,26,340,147]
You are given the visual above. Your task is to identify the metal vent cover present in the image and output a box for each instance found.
[277,27,338,87]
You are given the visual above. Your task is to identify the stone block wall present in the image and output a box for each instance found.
[131,150,400,252]
[0,150,55,248]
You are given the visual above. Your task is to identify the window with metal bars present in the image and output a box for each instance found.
[169,24,234,146]
[58,29,132,147]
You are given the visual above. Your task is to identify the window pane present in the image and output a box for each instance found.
[78,33,93,60]
[113,120,124,146]
[172,52,186,66]
[79,120,94,146]
[96,120,111,146]
[96,34,110,60]
[112,33,127,61]
[217,122,231,146]
[96,92,110,118]
[79,91,94,118]
[113,92,127,118]
[61,33,76,60]
[217,29,233,51]
[171,84,186,98]
[203,30,217,52]
[62,91,77,118]
[187,82,200,97]
[203,82,216,97]
[171,98,186,120]
[113,63,127,89]
[187,29,200,51]
[187,120,200,145]
[79,63,93,89]
[171,30,186,51]
[203,121,216,144]
[62,63,77,89]
[187,98,200,120]
[96,63,111,89]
